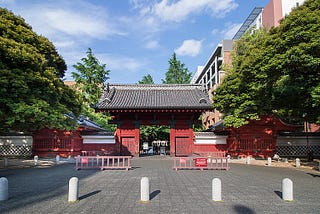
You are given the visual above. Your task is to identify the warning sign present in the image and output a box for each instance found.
[195,158,207,167]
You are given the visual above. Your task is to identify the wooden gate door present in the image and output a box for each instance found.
[175,137,189,156]
[121,137,136,156]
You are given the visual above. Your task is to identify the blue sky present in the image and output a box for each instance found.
[1,0,269,84]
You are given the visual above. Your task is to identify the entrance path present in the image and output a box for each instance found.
[1,156,320,213]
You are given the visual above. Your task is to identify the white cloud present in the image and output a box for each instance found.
[0,0,15,4]
[145,40,160,49]
[153,0,238,22]
[97,54,145,72]
[25,7,125,40]
[175,39,202,57]
[221,23,242,39]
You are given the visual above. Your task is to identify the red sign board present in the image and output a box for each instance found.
[195,158,207,167]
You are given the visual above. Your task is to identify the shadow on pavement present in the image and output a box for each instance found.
[274,190,282,199]
[233,204,256,214]
[79,190,101,200]
[150,190,161,200]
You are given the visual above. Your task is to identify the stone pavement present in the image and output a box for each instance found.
[0,156,320,214]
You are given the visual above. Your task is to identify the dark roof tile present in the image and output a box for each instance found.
[94,84,212,110]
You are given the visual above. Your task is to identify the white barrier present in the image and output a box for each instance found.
[68,177,79,202]
[0,177,8,201]
[56,155,60,164]
[267,157,272,166]
[34,156,38,166]
[212,178,222,201]
[282,178,293,201]
[295,158,300,168]
[140,177,149,202]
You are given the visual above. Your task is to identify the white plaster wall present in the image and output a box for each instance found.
[194,135,227,145]
[82,135,115,144]
[0,136,33,146]
[282,0,305,16]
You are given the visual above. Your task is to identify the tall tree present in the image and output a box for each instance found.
[0,8,81,133]
[72,48,113,130]
[162,53,192,84]
[72,48,110,104]
[138,74,154,84]
[213,0,320,127]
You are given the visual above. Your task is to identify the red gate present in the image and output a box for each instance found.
[121,137,136,156]
[175,137,190,156]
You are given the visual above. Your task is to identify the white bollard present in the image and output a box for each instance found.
[295,158,300,168]
[212,178,222,201]
[68,177,79,202]
[267,157,272,166]
[34,155,38,166]
[246,156,251,165]
[56,155,60,164]
[140,177,149,202]
[227,155,231,163]
[0,177,8,201]
[282,178,293,201]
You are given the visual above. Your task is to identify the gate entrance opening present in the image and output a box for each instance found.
[140,125,170,156]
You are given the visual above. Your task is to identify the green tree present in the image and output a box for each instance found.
[138,74,154,84]
[162,53,192,84]
[72,48,114,130]
[213,0,320,127]
[0,8,81,132]
[72,48,110,104]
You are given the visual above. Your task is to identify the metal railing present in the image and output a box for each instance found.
[75,156,132,171]
[173,157,229,171]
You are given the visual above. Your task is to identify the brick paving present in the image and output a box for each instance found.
[0,156,320,214]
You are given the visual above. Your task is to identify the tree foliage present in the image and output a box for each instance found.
[72,48,110,104]
[162,53,192,84]
[139,125,170,144]
[0,8,82,132]
[138,74,154,84]
[213,0,320,127]
[72,48,114,130]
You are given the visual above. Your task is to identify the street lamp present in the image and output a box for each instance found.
[302,113,312,161]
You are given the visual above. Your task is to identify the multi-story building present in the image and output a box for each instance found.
[262,0,305,29]
[192,0,306,129]
[190,40,233,128]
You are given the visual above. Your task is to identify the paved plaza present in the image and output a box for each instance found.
[0,157,320,214]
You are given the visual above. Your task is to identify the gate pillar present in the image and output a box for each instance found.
[116,120,140,157]
[170,120,194,157]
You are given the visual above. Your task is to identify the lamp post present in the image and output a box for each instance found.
[302,113,311,161]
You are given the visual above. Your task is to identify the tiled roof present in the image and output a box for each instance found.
[93,84,212,111]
